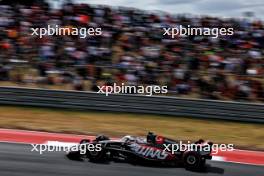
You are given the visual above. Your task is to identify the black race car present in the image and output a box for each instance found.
[66,132,213,170]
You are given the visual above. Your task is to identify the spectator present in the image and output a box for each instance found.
[0,1,263,102]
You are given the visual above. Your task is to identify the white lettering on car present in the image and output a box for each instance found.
[130,144,168,159]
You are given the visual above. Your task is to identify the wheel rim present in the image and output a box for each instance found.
[186,155,196,165]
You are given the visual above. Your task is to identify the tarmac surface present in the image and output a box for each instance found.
[0,142,263,176]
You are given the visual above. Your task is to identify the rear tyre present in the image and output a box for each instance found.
[183,151,202,170]
[195,139,204,144]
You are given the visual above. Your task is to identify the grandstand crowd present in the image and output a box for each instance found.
[0,2,264,102]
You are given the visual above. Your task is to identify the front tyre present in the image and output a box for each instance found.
[80,139,90,144]
[95,135,109,142]
[66,150,82,161]
[87,147,106,162]
[66,139,91,160]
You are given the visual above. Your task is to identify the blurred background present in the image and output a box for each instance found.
[0,1,263,168]
[0,0,263,102]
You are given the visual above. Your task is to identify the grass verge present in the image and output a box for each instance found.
[0,106,263,150]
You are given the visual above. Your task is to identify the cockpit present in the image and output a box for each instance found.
[120,135,147,144]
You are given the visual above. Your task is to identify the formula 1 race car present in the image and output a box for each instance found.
[66,132,213,170]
